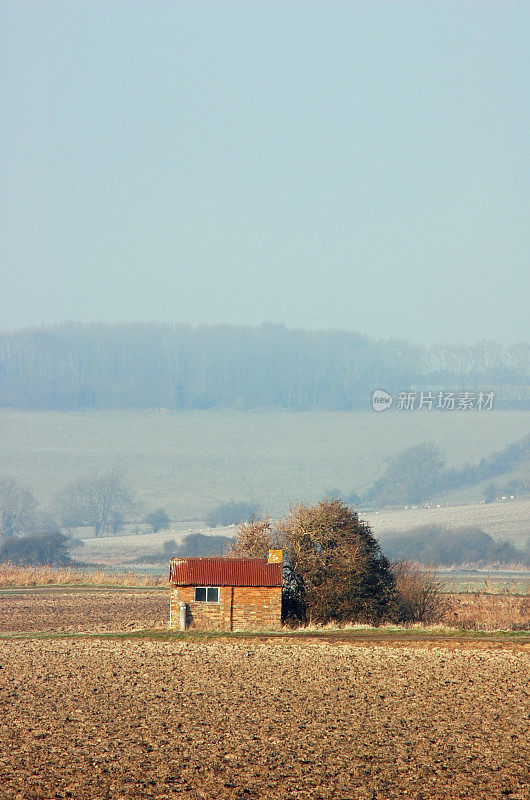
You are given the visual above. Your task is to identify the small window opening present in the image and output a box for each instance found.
[194,586,219,603]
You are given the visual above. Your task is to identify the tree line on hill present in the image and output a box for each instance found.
[0,322,528,409]
[379,525,527,567]
[360,435,530,507]
[194,436,530,525]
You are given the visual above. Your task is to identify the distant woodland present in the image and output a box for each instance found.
[0,323,527,410]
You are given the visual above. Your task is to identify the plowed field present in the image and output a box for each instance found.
[0,637,528,800]
[0,588,169,632]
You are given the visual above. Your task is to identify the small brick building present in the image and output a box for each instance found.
[169,556,283,631]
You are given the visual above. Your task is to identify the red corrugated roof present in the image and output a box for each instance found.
[170,557,282,587]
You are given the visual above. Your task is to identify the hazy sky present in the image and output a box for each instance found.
[1,2,529,343]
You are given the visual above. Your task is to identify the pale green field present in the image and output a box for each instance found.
[0,409,528,520]
[370,499,530,549]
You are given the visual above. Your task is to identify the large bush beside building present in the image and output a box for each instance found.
[229,499,398,625]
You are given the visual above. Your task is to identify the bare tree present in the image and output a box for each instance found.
[56,467,134,537]
[471,340,503,375]
[0,477,37,543]
[226,517,275,558]
[440,343,476,381]
[144,508,170,534]
[392,561,444,623]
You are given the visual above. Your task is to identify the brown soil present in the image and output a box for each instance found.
[0,638,528,800]
[0,588,169,633]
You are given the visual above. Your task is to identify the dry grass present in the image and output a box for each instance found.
[441,592,530,631]
[288,622,462,635]
[1,590,527,637]
[0,568,528,633]
[440,574,530,595]
[393,561,444,623]
[0,563,167,588]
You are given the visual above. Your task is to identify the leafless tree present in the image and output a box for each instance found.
[508,342,529,381]
[392,561,444,623]
[0,477,37,543]
[226,517,276,558]
[56,467,134,537]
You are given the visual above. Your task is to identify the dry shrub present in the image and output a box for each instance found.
[278,500,396,625]
[226,517,276,558]
[441,592,530,631]
[0,563,166,588]
[392,561,445,623]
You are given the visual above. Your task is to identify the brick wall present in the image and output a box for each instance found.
[169,585,282,631]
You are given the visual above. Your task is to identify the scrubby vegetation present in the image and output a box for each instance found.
[441,592,529,631]
[229,500,439,626]
[391,561,444,623]
[381,524,528,566]
[0,532,71,567]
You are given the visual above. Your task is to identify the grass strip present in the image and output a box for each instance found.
[0,584,167,593]
[1,627,528,643]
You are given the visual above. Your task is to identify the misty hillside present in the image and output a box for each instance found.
[0,322,527,410]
